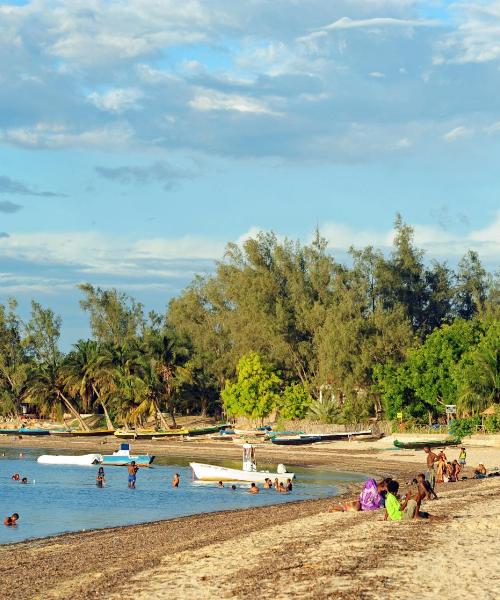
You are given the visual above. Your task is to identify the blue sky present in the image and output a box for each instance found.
[0,0,499,346]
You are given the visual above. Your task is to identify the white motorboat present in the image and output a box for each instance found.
[190,443,294,483]
[37,453,102,466]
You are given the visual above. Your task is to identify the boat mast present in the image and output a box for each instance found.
[242,442,256,472]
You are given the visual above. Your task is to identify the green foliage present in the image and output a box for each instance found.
[221,352,281,420]
[449,416,481,438]
[307,395,340,424]
[277,384,312,420]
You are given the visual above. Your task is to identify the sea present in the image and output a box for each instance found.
[0,445,367,544]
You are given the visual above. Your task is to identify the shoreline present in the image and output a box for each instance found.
[2,438,499,599]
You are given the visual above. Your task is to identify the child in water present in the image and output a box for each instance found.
[172,473,180,488]
[128,461,139,488]
[4,513,19,526]
[96,467,105,487]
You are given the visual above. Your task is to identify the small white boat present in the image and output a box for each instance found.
[37,453,102,466]
[190,443,294,483]
[101,443,154,467]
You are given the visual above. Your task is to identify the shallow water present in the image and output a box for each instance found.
[0,446,366,544]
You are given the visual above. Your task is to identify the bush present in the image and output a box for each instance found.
[277,384,312,420]
[449,416,481,438]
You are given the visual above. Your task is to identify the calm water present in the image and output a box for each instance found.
[0,446,366,545]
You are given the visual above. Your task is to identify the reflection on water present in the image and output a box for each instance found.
[0,446,366,545]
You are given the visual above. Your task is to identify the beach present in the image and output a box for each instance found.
[1,436,499,599]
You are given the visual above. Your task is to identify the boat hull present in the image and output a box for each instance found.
[0,428,50,436]
[37,453,102,466]
[190,462,294,483]
[393,438,461,450]
[50,429,114,437]
[101,455,155,467]
[271,430,372,445]
[114,429,188,440]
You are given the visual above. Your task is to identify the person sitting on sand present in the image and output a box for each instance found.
[330,478,391,513]
[128,461,139,489]
[473,464,487,479]
[446,462,456,482]
[248,483,259,494]
[96,467,105,487]
[21,477,28,484]
[217,481,224,488]
[384,481,419,521]
[286,478,293,492]
[452,460,462,481]
[172,473,180,488]
[417,473,438,500]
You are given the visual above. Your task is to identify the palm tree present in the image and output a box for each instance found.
[24,362,89,430]
[61,340,115,430]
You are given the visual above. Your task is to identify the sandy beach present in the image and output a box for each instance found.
[1,436,499,599]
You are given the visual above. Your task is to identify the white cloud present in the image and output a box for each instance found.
[189,89,278,115]
[0,122,133,150]
[320,213,500,261]
[369,71,385,78]
[321,16,439,31]
[443,126,473,142]
[88,88,143,114]
[434,2,500,64]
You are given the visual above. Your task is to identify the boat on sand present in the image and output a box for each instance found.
[271,429,373,446]
[393,437,461,450]
[50,429,114,437]
[0,427,50,436]
[101,443,154,467]
[37,454,102,466]
[190,443,294,483]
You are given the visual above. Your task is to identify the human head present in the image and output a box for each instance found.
[417,473,425,482]
[231,485,236,490]
[12,513,19,521]
[387,480,399,495]
[218,481,223,486]
[250,483,256,488]
[98,467,104,473]
[131,461,136,466]
[423,446,430,453]
[21,477,27,484]
[286,478,291,483]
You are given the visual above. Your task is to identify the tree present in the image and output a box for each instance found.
[454,251,488,319]
[454,319,500,414]
[277,383,312,420]
[222,352,281,421]
[78,284,146,345]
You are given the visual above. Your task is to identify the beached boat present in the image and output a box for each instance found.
[37,453,102,466]
[271,430,373,445]
[0,427,50,436]
[114,428,189,440]
[190,443,294,483]
[50,429,114,437]
[393,438,461,450]
[101,443,155,467]
[187,425,224,436]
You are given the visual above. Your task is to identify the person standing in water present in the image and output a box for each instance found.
[96,467,105,487]
[128,461,138,488]
[172,473,180,488]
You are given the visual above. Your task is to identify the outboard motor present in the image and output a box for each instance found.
[277,463,287,474]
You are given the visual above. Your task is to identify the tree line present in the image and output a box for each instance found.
[0,216,498,428]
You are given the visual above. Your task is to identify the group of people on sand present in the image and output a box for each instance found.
[424,446,466,485]
[11,473,28,484]
[330,472,441,521]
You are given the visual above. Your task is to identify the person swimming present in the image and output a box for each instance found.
[217,481,224,488]
[231,485,237,491]
[248,483,259,494]
[21,477,28,484]
[286,478,293,492]
[277,482,287,493]
[11,474,20,481]
[4,513,19,526]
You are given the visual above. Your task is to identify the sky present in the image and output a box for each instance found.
[0,0,499,347]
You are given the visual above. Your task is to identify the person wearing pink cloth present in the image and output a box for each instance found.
[330,478,392,512]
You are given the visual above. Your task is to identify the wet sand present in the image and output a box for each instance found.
[1,436,499,599]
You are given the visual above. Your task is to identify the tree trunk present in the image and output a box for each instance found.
[58,392,90,431]
[101,401,114,430]
[153,398,170,430]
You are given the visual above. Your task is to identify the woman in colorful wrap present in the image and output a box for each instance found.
[330,478,391,512]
